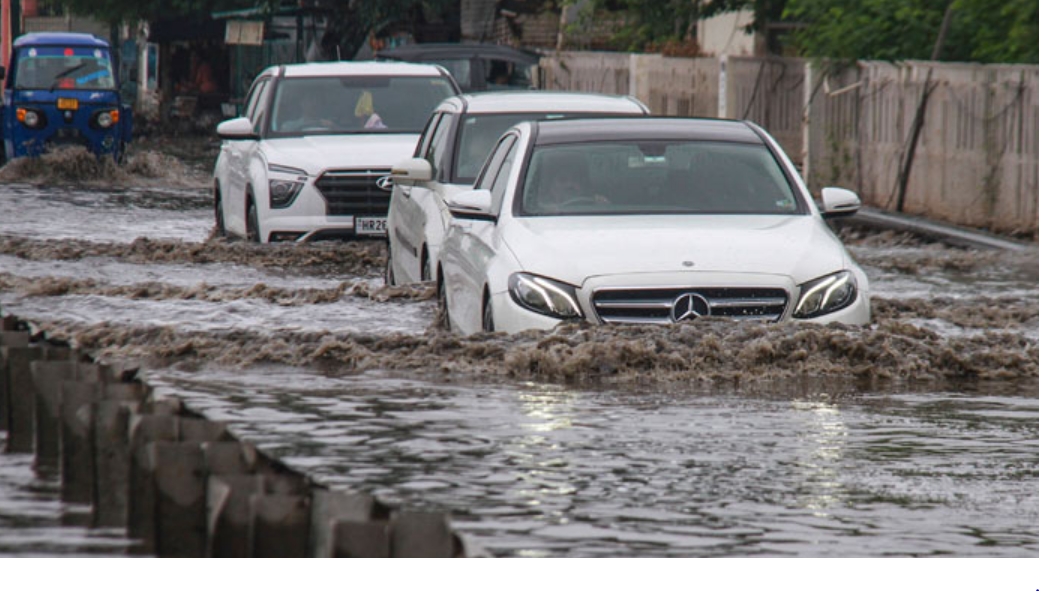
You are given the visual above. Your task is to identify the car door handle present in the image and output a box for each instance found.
[400,186,412,198]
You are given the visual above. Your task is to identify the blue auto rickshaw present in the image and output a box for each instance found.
[0,32,133,162]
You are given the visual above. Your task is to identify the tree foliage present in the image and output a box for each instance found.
[783,0,1039,63]
[59,0,259,24]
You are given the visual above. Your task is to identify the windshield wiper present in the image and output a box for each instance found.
[50,63,87,91]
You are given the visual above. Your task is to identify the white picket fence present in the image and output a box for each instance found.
[540,52,1039,236]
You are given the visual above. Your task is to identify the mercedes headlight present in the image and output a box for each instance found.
[793,270,857,319]
[268,164,307,209]
[508,273,583,319]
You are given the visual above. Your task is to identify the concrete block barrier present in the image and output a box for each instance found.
[0,331,30,431]
[207,474,265,557]
[250,493,311,557]
[391,511,459,558]
[0,311,475,558]
[93,398,141,528]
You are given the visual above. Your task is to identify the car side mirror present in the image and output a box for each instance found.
[820,187,861,219]
[216,117,258,140]
[447,189,496,222]
[391,158,433,186]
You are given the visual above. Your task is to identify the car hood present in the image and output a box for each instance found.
[501,215,849,286]
[263,134,420,175]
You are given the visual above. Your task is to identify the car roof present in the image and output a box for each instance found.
[531,117,762,145]
[14,32,109,48]
[434,91,647,115]
[377,43,540,65]
[275,61,450,78]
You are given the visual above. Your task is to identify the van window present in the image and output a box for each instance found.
[14,46,115,90]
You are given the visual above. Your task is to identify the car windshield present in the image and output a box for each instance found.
[454,112,636,183]
[269,75,456,135]
[14,45,116,90]
[519,140,802,216]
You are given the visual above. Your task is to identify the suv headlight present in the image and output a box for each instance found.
[268,164,307,209]
[793,271,857,319]
[508,273,583,319]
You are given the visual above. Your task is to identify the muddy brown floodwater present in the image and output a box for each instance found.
[1,145,1038,556]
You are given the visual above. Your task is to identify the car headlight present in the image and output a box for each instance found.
[508,273,583,319]
[793,270,857,319]
[268,164,307,209]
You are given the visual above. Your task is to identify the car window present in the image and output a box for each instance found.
[243,77,268,122]
[426,113,455,180]
[249,79,273,132]
[414,113,442,158]
[453,113,641,184]
[489,136,519,216]
[475,134,517,191]
[484,59,533,90]
[519,140,802,217]
[427,59,471,89]
[268,75,456,136]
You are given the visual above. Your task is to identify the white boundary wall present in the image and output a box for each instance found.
[540,51,1039,236]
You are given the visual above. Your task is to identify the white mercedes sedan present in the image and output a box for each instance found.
[436,117,870,334]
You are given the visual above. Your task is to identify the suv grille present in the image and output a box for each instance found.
[592,287,789,324]
[314,169,392,217]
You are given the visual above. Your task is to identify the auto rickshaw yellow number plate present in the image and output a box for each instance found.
[57,98,79,110]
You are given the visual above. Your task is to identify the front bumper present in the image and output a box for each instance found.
[489,269,871,334]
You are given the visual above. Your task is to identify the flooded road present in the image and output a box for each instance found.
[1,147,1038,556]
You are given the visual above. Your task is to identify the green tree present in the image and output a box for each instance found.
[782,0,1039,63]
[59,0,258,23]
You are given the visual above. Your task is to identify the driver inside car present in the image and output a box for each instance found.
[534,152,608,214]
[280,93,336,132]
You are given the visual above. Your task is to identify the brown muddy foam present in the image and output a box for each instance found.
[27,317,1039,386]
[0,145,208,188]
[0,273,432,304]
[0,235,386,276]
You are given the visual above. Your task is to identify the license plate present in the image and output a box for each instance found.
[355,217,387,236]
[57,98,79,110]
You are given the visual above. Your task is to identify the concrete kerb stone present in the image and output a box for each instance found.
[30,360,101,471]
[332,520,392,558]
[207,474,265,557]
[309,489,383,557]
[250,493,311,557]
[4,344,71,454]
[0,331,31,431]
[390,511,458,558]
[127,414,179,552]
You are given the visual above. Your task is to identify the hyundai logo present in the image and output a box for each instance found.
[670,292,711,322]
[375,176,394,191]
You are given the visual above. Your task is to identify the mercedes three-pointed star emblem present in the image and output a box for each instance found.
[670,292,711,322]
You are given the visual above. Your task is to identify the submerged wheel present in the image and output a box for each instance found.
[385,245,397,286]
[420,249,432,282]
[436,273,451,331]
[481,293,495,332]
[214,188,226,237]
[246,198,260,243]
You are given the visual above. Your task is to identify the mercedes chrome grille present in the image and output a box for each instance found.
[593,287,789,324]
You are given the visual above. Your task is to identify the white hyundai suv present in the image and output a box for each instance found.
[213,62,459,242]
[386,91,648,284]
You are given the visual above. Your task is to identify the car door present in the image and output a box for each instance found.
[446,133,519,333]
[224,76,270,235]
[391,112,439,282]
[400,111,457,282]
